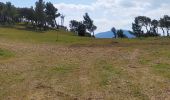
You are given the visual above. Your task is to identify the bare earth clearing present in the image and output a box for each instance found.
[0,38,170,100]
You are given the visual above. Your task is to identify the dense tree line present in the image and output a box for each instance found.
[132,15,170,37]
[0,0,60,30]
[0,2,17,25]
[70,13,97,37]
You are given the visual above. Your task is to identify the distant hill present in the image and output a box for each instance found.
[95,30,136,38]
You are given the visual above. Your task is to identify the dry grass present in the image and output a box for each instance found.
[0,30,170,99]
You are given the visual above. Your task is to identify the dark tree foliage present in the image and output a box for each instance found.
[111,27,117,38]
[0,2,17,25]
[35,0,46,30]
[69,20,87,36]
[45,2,60,28]
[17,7,35,25]
[83,13,97,37]
[163,15,170,36]
[135,16,151,33]
[0,0,61,31]
[132,15,170,37]
[132,17,143,37]
[151,19,159,35]
[70,20,80,33]
[0,2,6,24]
[69,13,97,37]
[159,18,166,36]
[77,22,86,36]
[132,23,143,37]
[117,30,127,38]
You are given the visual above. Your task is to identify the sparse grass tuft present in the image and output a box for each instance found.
[152,63,170,78]
[0,48,14,59]
[50,64,77,74]
[129,84,149,100]
[94,60,122,86]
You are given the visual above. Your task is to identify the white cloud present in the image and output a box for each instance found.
[54,3,94,12]
[54,0,170,33]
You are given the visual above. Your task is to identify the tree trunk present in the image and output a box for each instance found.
[167,29,169,36]
[92,31,95,38]
[145,26,149,33]
[149,25,152,33]
[161,27,165,36]
[114,33,117,38]
[54,20,58,29]
[156,28,158,35]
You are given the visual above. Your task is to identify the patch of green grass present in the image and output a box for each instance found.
[139,57,151,65]
[152,63,170,78]
[1,25,170,46]
[0,48,14,59]
[49,63,77,74]
[0,26,107,45]
[155,47,170,58]
[128,84,149,100]
[0,72,25,85]
[95,60,122,86]
[0,72,25,98]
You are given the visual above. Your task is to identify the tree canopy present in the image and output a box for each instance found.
[0,0,61,31]
[70,13,97,37]
[132,15,170,37]
[83,13,97,37]
[111,27,117,38]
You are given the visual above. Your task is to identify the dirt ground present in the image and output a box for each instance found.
[0,39,170,100]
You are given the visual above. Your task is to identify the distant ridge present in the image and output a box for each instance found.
[95,30,136,38]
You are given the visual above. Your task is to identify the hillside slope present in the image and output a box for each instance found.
[0,26,115,45]
[0,27,170,100]
[95,30,136,38]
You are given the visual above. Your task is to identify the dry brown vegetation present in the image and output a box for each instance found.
[0,29,170,100]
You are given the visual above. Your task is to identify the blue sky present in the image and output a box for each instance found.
[0,0,94,7]
[0,0,170,33]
